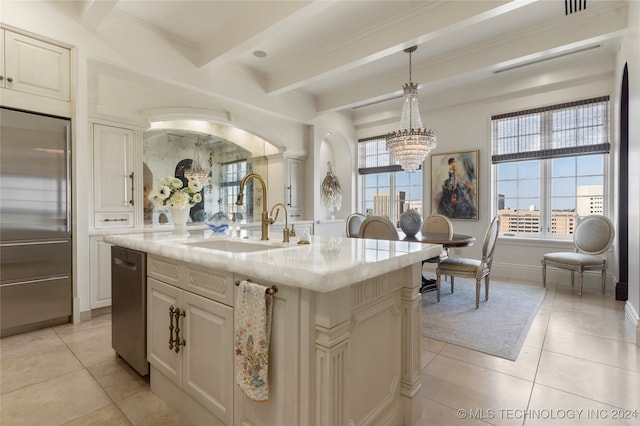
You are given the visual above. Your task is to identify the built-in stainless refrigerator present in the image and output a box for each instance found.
[1,107,72,337]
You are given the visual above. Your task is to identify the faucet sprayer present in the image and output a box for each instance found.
[236,173,270,240]
[269,203,291,243]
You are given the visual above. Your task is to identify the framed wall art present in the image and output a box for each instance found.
[430,150,479,220]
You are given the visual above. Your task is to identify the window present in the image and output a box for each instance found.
[492,97,609,238]
[221,160,247,217]
[358,136,423,225]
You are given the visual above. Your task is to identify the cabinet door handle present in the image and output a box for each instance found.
[173,307,186,353]
[6,77,13,83]
[129,172,135,206]
[169,305,176,350]
[287,185,292,207]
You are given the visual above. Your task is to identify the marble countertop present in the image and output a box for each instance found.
[105,229,442,293]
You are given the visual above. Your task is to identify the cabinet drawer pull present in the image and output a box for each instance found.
[129,172,135,206]
[103,218,128,222]
[169,305,186,353]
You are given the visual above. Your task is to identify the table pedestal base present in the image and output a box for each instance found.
[420,277,437,294]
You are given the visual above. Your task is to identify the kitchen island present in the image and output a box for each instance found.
[105,230,441,426]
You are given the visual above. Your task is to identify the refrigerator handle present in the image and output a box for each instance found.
[65,124,72,234]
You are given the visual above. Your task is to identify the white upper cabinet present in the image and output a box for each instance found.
[1,30,70,101]
[285,158,303,220]
[92,123,142,229]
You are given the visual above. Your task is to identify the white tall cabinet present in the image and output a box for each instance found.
[285,157,304,220]
[92,123,141,229]
[267,154,305,221]
[89,121,143,311]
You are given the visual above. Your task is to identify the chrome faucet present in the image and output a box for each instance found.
[236,173,271,241]
[269,203,291,243]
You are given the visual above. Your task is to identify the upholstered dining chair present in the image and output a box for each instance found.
[421,214,454,286]
[435,216,500,308]
[358,216,399,241]
[541,215,615,296]
[345,213,366,238]
[422,214,453,257]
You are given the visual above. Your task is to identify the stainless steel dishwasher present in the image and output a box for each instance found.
[111,246,149,375]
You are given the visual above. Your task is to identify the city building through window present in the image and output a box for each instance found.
[357,136,423,225]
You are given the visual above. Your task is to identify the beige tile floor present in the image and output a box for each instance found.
[420,280,640,426]
[1,280,638,425]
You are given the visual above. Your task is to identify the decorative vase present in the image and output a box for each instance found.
[207,211,231,234]
[399,209,423,237]
[169,205,190,236]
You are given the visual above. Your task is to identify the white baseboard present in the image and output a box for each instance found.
[625,301,640,346]
[490,262,616,291]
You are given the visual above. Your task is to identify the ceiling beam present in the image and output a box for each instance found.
[314,2,627,113]
[264,0,525,95]
[197,1,322,68]
[79,0,119,30]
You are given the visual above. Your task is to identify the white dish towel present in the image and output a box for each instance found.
[234,280,274,402]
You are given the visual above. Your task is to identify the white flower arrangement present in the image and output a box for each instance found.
[148,176,203,209]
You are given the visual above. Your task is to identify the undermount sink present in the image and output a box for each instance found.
[180,238,287,253]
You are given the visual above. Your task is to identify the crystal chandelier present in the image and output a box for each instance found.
[184,138,209,182]
[386,46,437,172]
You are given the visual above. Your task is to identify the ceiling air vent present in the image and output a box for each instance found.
[565,0,587,15]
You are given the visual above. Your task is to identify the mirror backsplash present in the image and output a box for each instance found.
[143,130,267,225]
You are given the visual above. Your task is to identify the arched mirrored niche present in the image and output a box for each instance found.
[142,119,279,225]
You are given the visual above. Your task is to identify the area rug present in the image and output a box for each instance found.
[421,278,546,361]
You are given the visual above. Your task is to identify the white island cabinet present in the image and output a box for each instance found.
[105,231,442,426]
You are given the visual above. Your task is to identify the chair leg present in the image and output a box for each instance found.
[541,261,547,288]
[475,279,480,309]
[601,269,606,294]
[570,271,575,288]
[485,276,490,301]
[436,273,441,302]
[578,270,584,296]
[450,276,455,294]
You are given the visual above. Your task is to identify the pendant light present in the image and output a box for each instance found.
[385,46,437,172]
[184,137,209,182]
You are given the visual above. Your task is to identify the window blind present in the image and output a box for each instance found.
[491,96,610,164]
[357,135,407,174]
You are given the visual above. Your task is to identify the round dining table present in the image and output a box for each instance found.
[402,232,476,248]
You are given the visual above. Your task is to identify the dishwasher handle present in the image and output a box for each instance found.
[114,256,138,271]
